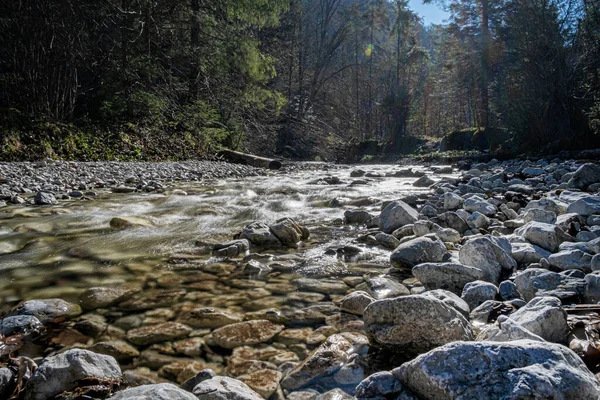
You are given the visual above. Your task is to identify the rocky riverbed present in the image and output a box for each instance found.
[1,158,600,399]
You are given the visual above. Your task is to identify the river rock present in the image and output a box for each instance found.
[270,217,309,247]
[127,322,192,346]
[479,315,546,342]
[359,276,410,299]
[463,197,497,216]
[24,349,122,400]
[434,211,469,234]
[379,200,419,234]
[413,175,435,187]
[340,291,374,316]
[293,278,349,294]
[374,232,401,249]
[193,376,263,400]
[510,242,552,264]
[458,236,516,283]
[212,320,284,349]
[412,220,460,243]
[280,332,368,391]
[110,216,154,229]
[34,191,58,205]
[91,340,140,361]
[0,368,13,399]
[238,369,283,399]
[515,221,573,253]
[363,295,473,354]
[212,239,250,258]
[240,222,281,248]
[548,249,593,272]
[585,272,600,303]
[466,211,490,230]
[514,268,586,302]
[498,281,523,301]
[387,340,600,399]
[567,163,600,190]
[355,371,406,399]
[461,281,498,310]
[111,383,197,400]
[0,315,43,337]
[412,262,486,295]
[390,235,448,269]
[567,195,600,216]
[421,289,470,319]
[442,193,463,210]
[80,286,137,310]
[9,298,82,324]
[498,296,568,343]
[178,307,242,329]
[344,210,375,225]
[523,208,556,224]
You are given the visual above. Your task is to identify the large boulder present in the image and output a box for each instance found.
[566,196,600,217]
[269,218,309,247]
[111,384,197,400]
[479,296,568,344]
[510,242,552,264]
[379,201,419,234]
[388,340,600,399]
[514,268,586,302]
[460,281,498,310]
[24,349,122,400]
[390,235,448,269]
[503,297,569,343]
[458,236,516,283]
[240,222,281,248]
[548,249,593,272]
[412,262,486,295]
[463,197,497,216]
[567,163,600,190]
[515,222,573,253]
[363,295,473,354]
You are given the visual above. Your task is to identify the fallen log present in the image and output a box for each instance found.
[218,150,282,170]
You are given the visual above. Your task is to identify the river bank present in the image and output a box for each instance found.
[1,158,600,399]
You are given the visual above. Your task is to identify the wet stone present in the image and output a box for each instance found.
[80,286,138,310]
[238,369,283,399]
[118,289,186,311]
[91,340,141,361]
[126,322,193,346]
[212,320,285,349]
[9,298,82,324]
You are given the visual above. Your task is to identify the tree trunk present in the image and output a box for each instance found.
[189,0,201,100]
[479,0,490,129]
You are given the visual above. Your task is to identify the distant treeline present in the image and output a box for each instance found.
[0,0,599,160]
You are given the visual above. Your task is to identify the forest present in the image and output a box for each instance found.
[1,0,599,161]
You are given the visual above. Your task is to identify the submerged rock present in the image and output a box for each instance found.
[9,298,82,324]
[212,320,284,349]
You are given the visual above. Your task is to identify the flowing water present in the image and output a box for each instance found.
[0,163,456,389]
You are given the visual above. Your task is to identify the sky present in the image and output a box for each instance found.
[408,0,449,25]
